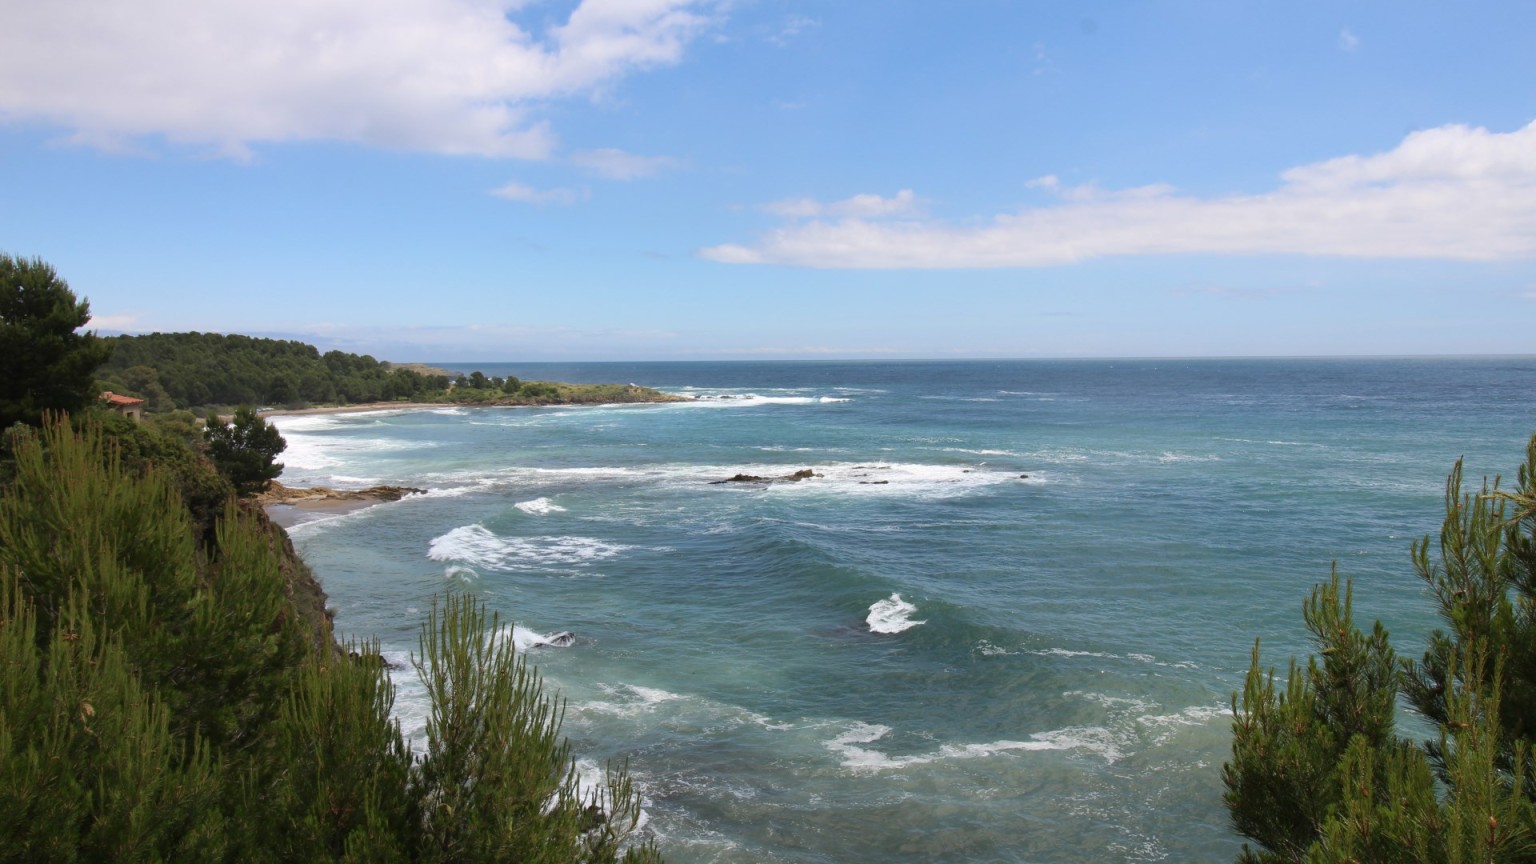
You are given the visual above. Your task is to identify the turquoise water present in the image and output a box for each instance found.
[271,358,1536,863]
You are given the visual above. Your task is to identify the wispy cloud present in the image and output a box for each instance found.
[701,121,1536,268]
[1339,28,1360,52]
[767,15,819,47]
[490,182,586,206]
[0,0,722,158]
[764,189,921,219]
[571,147,679,180]
[87,312,141,330]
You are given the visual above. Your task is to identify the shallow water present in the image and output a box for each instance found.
[273,357,1536,863]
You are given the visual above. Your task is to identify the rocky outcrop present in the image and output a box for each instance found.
[710,468,824,485]
[258,481,428,505]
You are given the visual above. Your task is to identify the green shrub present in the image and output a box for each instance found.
[1225,435,1536,863]
[0,418,661,863]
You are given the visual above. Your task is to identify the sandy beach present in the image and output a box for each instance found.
[260,401,451,419]
[265,497,387,529]
[259,480,428,528]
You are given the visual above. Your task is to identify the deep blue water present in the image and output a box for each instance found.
[271,357,1536,863]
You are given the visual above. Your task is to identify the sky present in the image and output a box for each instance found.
[2,0,1534,362]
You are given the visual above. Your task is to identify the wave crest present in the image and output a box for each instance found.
[866,593,925,633]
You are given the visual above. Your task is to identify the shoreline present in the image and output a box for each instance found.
[261,393,689,420]
[259,481,428,529]
[260,401,455,418]
[265,497,388,529]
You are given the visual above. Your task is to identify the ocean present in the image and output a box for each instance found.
[269,357,1536,863]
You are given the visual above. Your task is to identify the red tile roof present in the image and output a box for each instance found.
[100,391,145,406]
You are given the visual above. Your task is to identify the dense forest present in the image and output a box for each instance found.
[97,332,450,409]
[96,332,681,411]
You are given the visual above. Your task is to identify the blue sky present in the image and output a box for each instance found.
[2,0,1534,361]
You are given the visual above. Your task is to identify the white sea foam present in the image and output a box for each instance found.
[973,640,1017,656]
[505,624,576,652]
[1136,703,1228,732]
[412,459,1024,502]
[1156,451,1222,464]
[940,447,1019,457]
[669,389,853,408]
[277,432,429,474]
[824,721,1120,771]
[581,683,689,718]
[1028,647,1118,660]
[866,593,925,633]
[428,524,632,572]
[443,564,478,583]
[515,497,567,515]
[382,649,431,743]
[686,394,819,407]
[759,462,1025,499]
[1030,647,1199,670]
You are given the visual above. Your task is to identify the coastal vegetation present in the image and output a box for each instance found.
[204,405,287,496]
[99,331,446,408]
[0,258,662,861]
[97,331,681,412]
[1224,435,1536,862]
[0,255,112,428]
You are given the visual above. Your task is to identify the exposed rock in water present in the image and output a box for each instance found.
[710,468,824,485]
[258,481,428,505]
[533,631,576,648]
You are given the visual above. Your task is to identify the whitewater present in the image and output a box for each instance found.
[272,357,1536,863]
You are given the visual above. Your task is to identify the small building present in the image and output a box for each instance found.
[100,391,145,422]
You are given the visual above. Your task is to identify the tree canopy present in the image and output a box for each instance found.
[0,255,112,428]
[204,405,286,496]
[0,418,662,862]
[98,332,448,408]
[1224,434,1536,863]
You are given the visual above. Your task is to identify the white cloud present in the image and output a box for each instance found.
[701,121,1536,268]
[86,312,141,331]
[490,181,585,206]
[0,0,719,158]
[767,14,819,47]
[763,189,920,219]
[571,147,678,179]
[1339,29,1360,52]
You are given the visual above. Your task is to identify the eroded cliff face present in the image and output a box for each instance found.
[242,500,337,654]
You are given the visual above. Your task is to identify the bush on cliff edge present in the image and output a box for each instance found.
[0,418,660,863]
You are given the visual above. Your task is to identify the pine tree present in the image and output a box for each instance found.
[0,417,663,862]
[204,404,286,496]
[0,255,112,429]
[1225,434,1536,863]
[412,593,661,864]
